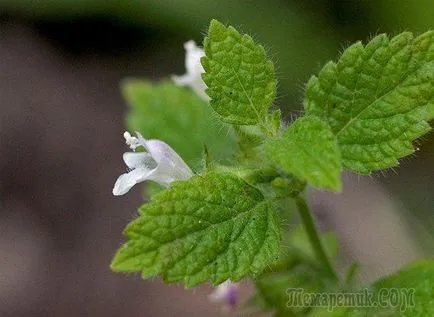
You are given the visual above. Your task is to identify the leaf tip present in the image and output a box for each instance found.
[209,19,226,33]
[109,254,121,272]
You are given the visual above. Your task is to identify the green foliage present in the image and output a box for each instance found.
[309,260,434,316]
[110,172,281,288]
[428,103,434,121]
[202,19,277,126]
[257,268,329,315]
[254,226,339,315]
[111,17,434,317]
[233,125,265,161]
[265,116,342,191]
[373,260,434,316]
[123,79,236,169]
[309,307,385,317]
[304,32,434,174]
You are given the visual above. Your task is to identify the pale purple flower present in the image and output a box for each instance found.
[112,132,193,195]
[209,280,239,309]
[172,40,209,101]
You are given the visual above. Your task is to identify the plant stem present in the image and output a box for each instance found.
[295,196,339,281]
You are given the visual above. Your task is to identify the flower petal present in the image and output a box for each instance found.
[145,169,175,187]
[172,40,209,101]
[171,74,192,86]
[123,152,156,169]
[143,139,193,181]
[184,40,205,76]
[112,167,153,196]
[209,280,239,308]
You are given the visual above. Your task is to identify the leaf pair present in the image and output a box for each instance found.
[268,31,434,190]
[304,32,434,175]
[203,20,433,191]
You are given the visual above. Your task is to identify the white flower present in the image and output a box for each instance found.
[209,280,239,309]
[112,132,193,196]
[172,40,209,101]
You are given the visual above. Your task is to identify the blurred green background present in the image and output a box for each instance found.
[0,1,432,316]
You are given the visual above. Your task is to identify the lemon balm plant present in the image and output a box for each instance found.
[111,20,434,316]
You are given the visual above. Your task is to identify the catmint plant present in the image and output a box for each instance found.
[111,19,434,316]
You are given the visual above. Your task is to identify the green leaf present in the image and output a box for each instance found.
[254,225,338,316]
[123,79,236,170]
[309,260,434,316]
[110,172,281,288]
[264,116,342,191]
[256,267,328,315]
[373,260,434,316]
[428,103,434,121]
[202,19,277,125]
[304,32,434,174]
[309,307,384,317]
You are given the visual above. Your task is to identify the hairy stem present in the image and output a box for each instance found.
[295,196,339,281]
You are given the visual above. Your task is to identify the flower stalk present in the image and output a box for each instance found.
[295,196,339,281]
